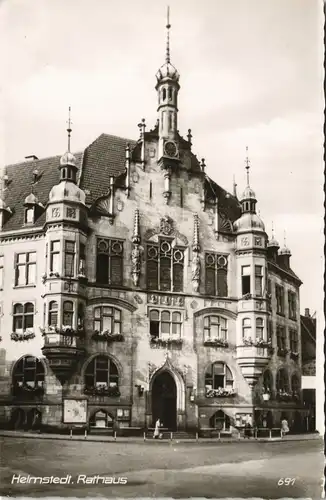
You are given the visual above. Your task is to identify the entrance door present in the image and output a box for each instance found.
[152,371,177,430]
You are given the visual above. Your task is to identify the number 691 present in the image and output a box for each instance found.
[278,478,296,486]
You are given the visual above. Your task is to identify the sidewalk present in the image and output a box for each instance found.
[0,429,321,444]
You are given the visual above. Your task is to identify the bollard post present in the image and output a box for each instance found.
[196,432,198,442]
[70,429,72,439]
[170,432,173,441]
[238,431,241,440]
[114,431,117,441]
[84,430,87,440]
[280,429,283,439]
[254,428,257,440]
[143,431,146,441]
[269,429,272,440]
[218,431,221,441]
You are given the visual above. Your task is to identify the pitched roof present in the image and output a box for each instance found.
[267,259,302,285]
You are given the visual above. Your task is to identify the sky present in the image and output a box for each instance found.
[0,0,324,315]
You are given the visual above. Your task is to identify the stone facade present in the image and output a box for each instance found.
[0,20,307,434]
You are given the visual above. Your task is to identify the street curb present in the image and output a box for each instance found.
[0,432,321,445]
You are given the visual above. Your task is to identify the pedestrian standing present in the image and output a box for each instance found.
[153,418,161,439]
[281,418,289,435]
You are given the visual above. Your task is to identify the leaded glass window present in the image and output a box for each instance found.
[205,253,228,296]
[204,315,228,341]
[205,363,233,390]
[96,238,123,286]
[146,240,184,292]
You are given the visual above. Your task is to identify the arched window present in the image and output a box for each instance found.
[147,241,184,292]
[204,315,228,341]
[210,410,230,431]
[162,88,166,101]
[85,356,119,390]
[93,306,121,335]
[149,309,182,339]
[256,318,264,339]
[291,373,300,395]
[12,356,44,390]
[263,370,273,393]
[48,301,58,326]
[90,410,114,428]
[242,318,251,339]
[63,301,74,327]
[168,88,173,100]
[13,303,34,333]
[205,253,228,296]
[276,368,289,393]
[205,362,233,390]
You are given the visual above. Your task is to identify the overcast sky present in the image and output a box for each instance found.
[0,0,324,315]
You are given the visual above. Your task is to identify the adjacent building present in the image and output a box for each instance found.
[301,308,316,432]
[0,15,307,434]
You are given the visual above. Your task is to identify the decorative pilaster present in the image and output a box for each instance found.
[191,213,201,292]
[138,118,146,170]
[125,144,131,196]
[163,167,172,204]
[131,209,141,287]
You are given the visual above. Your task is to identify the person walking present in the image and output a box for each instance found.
[244,422,252,439]
[153,418,161,439]
[281,418,289,436]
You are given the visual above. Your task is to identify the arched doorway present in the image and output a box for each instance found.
[11,408,25,430]
[152,371,177,430]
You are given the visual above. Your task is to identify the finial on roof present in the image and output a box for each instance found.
[67,106,72,153]
[187,128,192,145]
[166,6,171,64]
[245,146,250,186]
[233,175,237,197]
[271,220,275,239]
[200,158,206,173]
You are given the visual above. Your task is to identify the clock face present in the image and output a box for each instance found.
[164,141,178,158]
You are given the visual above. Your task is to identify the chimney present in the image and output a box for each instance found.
[304,308,310,317]
[25,155,39,161]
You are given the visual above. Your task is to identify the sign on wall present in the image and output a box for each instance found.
[63,399,88,424]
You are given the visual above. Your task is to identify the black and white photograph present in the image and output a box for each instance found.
[0,0,324,498]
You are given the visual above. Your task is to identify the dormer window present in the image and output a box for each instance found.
[25,207,34,224]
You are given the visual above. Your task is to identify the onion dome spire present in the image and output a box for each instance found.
[59,106,78,182]
[279,230,291,255]
[268,221,280,248]
[240,147,257,211]
[156,7,180,84]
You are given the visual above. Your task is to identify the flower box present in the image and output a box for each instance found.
[150,336,183,347]
[204,338,229,348]
[92,332,124,343]
[11,330,35,342]
[290,351,299,361]
[205,387,236,398]
[40,326,85,337]
[84,385,121,397]
[243,337,272,348]
[277,347,289,357]
[276,391,292,401]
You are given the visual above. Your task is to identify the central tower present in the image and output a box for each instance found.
[156,7,180,161]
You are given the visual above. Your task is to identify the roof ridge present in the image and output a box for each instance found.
[5,151,83,169]
[100,132,136,143]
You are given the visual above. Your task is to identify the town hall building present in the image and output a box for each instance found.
[0,14,306,434]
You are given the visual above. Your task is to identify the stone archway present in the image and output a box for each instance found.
[151,371,177,430]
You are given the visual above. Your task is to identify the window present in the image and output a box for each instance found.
[255,266,263,296]
[85,356,119,389]
[147,241,184,292]
[50,241,60,273]
[210,410,230,431]
[48,301,58,326]
[64,241,75,277]
[63,301,74,327]
[276,369,289,392]
[276,326,286,349]
[13,303,34,333]
[256,318,264,339]
[168,88,173,100]
[263,370,273,393]
[15,252,36,286]
[276,285,285,314]
[205,362,233,390]
[93,307,121,334]
[291,373,300,394]
[289,329,298,352]
[204,315,228,341]
[25,207,34,224]
[267,279,272,295]
[288,291,297,320]
[12,356,44,389]
[77,303,85,328]
[205,253,228,296]
[149,309,182,339]
[79,243,86,276]
[241,265,251,295]
[96,238,123,286]
[0,255,3,288]
[242,318,251,339]
[162,88,166,101]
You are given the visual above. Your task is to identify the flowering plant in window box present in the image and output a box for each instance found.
[12,382,44,397]
[243,337,272,348]
[205,387,236,398]
[204,338,229,348]
[276,390,292,401]
[39,325,85,337]
[290,351,299,361]
[150,336,183,347]
[11,330,35,342]
[292,391,300,401]
[92,331,124,343]
[84,385,121,397]
[277,347,289,357]
[49,272,60,278]
[41,273,47,284]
